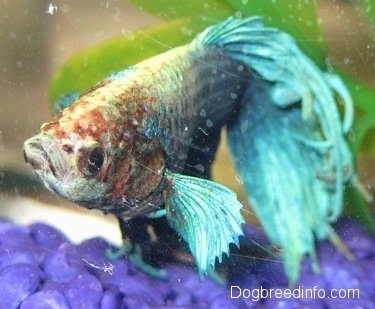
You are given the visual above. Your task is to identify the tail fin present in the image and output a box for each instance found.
[195,17,354,217]
[196,17,356,283]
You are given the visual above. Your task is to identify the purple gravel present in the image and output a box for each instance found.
[20,290,70,309]
[0,217,373,308]
[0,263,41,308]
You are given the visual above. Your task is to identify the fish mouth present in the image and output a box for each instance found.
[23,134,66,180]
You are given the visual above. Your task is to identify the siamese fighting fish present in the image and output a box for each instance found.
[24,17,358,282]
[24,17,255,276]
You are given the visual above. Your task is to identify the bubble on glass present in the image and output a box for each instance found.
[121,29,135,40]
[240,119,249,133]
[194,164,205,173]
[348,128,356,143]
[178,152,188,161]
[230,93,238,100]
[325,57,334,73]
[199,109,207,117]
[82,56,89,68]
[234,11,243,19]
[181,26,193,36]
[113,7,122,23]
[237,64,244,72]
[206,119,213,128]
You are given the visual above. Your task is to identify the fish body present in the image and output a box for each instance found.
[24,17,358,282]
[24,21,254,274]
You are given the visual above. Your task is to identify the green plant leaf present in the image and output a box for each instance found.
[341,73,375,114]
[130,0,233,20]
[338,74,375,153]
[345,186,375,234]
[225,0,326,65]
[350,113,375,154]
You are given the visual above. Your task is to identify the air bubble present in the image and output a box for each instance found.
[194,164,205,173]
[206,119,213,128]
[121,29,135,40]
[234,11,243,18]
[240,119,249,133]
[181,26,192,36]
[237,65,244,72]
[230,93,238,100]
[199,109,207,117]
[348,128,355,142]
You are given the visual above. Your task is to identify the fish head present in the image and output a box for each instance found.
[23,96,166,214]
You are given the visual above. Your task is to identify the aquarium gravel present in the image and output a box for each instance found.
[0,217,373,308]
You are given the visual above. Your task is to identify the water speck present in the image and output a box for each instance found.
[95,31,104,38]
[343,57,350,65]
[206,119,213,128]
[199,109,207,117]
[121,29,135,40]
[181,26,192,36]
[242,0,248,4]
[240,119,249,133]
[82,56,89,68]
[16,61,22,69]
[237,65,244,72]
[178,153,188,161]
[325,58,334,73]
[234,11,243,18]
[132,119,139,126]
[348,128,355,142]
[194,164,205,173]
[230,93,238,100]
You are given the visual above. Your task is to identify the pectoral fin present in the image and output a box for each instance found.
[164,169,244,275]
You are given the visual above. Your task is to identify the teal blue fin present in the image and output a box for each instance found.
[164,169,244,275]
[195,17,355,218]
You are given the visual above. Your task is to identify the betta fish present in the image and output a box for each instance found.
[23,17,259,277]
[24,17,362,282]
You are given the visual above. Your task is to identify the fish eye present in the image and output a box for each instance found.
[77,144,106,177]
